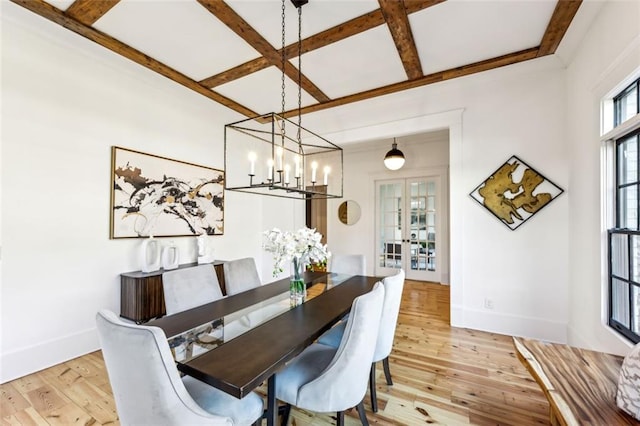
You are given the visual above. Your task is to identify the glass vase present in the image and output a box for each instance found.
[290,257,306,307]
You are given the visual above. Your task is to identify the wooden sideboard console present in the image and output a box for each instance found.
[120,261,226,323]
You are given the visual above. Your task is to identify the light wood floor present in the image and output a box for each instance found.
[1,280,550,425]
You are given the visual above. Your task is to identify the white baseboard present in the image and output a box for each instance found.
[1,327,100,383]
[450,306,567,343]
[450,303,464,327]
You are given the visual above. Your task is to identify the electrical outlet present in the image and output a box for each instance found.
[484,298,494,310]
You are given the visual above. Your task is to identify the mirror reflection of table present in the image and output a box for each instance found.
[148,271,380,426]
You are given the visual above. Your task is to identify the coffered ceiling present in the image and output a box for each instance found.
[11,0,582,120]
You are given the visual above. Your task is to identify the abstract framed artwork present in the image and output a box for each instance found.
[110,146,224,239]
[469,155,563,230]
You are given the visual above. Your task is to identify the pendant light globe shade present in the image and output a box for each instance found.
[384,141,405,170]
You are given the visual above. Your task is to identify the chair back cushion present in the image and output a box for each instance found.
[95,310,230,425]
[617,341,640,420]
[163,265,223,315]
[297,282,385,410]
[330,254,366,276]
[223,258,261,295]
[374,269,405,361]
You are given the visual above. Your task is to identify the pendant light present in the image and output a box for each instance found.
[384,138,405,170]
[224,0,343,200]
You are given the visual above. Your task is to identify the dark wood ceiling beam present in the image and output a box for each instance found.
[283,9,385,58]
[538,0,582,57]
[65,0,120,26]
[282,0,446,59]
[9,0,258,118]
[378,0,423,80]
[199,57,270,88]
[197,0,330,103]
[281,47,540,118]
[201,10,386,89]
[200,0,445,89]
[443,47,539,79]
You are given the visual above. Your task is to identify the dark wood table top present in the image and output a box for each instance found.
[149,272,380,398]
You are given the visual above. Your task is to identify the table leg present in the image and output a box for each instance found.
[266,375,277,426]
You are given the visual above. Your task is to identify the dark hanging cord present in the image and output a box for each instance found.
[297,5,302,145]
[280,0,286,143]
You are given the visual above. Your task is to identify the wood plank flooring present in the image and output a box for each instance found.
[1,280,550,425]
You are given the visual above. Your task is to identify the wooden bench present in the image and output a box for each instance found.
[513,337,638,425]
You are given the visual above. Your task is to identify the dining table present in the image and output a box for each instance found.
[147,270,380,426]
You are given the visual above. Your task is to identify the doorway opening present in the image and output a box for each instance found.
[375,175,445,282]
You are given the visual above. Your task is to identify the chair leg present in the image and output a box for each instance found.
[382,356,393,385]
[279,403,291,426]
[356,400,369,426]
[336,411,345,426]
[369,362,378,413]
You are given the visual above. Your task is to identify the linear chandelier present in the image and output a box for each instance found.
[224,0,343,200]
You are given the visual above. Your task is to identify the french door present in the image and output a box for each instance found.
[375,177,441,282]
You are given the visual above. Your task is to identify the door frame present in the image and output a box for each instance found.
[321,109,462,323]
[371,166,449,283]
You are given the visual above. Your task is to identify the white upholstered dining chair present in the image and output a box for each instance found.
[317,269,405,412]
[162,265,224,315]
[96,309,264,426]
[330,254,366,276]
[223,258,262,296]
[274,282,385,426]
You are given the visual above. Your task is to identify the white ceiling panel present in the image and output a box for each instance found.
[228,0,380,49]
[93,0,261,81]
[44,0,76,11]
[410,0,557,75]
[215,66,317,115]
[26,0,586,119]
[297,24,407,99]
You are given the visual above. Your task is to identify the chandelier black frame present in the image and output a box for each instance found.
[224,112,343,199]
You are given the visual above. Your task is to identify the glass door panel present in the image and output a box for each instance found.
[376,177,441,282]
[378,181,403,270]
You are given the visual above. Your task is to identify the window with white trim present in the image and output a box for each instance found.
[608,77,640,344]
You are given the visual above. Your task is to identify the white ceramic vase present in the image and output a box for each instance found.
[140,236,161,273]
[162,242,179,270]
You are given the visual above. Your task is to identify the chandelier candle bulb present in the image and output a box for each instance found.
[267,159,274,181]
[276,146,283,171]
[294,154,301,178]
[284,164,291,185]
[311,161,318,183]
[323,166,330,186]
[248,151,256,175]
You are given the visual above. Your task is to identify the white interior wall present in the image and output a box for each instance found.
[0,4,300,382]
[3,0,638,383]
[565,0,640,354]
[321,59,571,343]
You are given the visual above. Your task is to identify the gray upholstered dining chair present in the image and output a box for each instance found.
[223,258,262,296]
[317,269,405,412]
[275,282,385,426]
[162,265,224,315]
[96,309,263,426]
[330,253,366,276]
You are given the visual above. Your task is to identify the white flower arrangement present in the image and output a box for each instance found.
[263,227,331,277]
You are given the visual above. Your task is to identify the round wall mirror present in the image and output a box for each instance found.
[338,200,361,225]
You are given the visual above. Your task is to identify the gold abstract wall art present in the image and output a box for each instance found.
[470,155,563,230]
